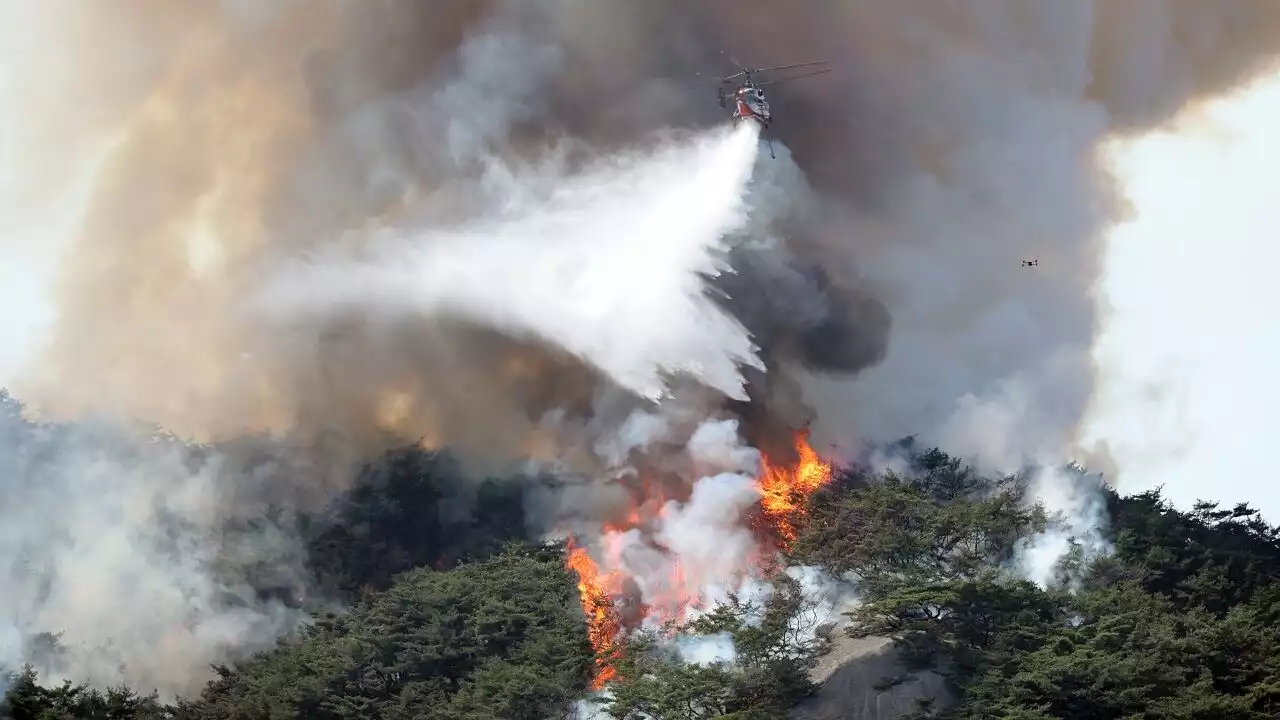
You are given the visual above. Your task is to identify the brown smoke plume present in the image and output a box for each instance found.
[11,1,1280,462]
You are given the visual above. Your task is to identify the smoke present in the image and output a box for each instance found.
[5,3,1280,449]
[0,394,312,698]
[719,1,1280,471]
[1015,464,1112,589]
[4,0,1280,697]
[551,415,768,625]
[675,632,738,667]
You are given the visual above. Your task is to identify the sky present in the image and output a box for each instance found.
[0,3,59,383]
[1084,70,1280,519]
[0,160,77,383]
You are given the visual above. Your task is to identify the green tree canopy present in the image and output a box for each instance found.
[791,447,1046,600]
[605,575,826,720]
[791,445,1280,719]
[9,420,1280,720]
[169,546,593,720]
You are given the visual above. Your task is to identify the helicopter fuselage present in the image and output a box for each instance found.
[728,85,771,128]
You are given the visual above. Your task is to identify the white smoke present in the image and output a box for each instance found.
[570,691,614,720]
[259,123,764,403]
[593,409,678,468]
[573,415,766,625]
[0,415,309,698]
[933,387,1115,587]
[1014,464,1111,590]
[687,418,762,473]
[647,472,763,608]
[675,632,737,666]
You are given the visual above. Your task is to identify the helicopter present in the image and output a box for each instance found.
[712,57,832,158]
[1022,259,1039,267]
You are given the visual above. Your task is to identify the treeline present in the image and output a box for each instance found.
[577,445,1280,718]
[1,459,592,719]
[2,547,593,720]
[4,391,1280,718]
[793,445,1280,719]
[1,388,591,720]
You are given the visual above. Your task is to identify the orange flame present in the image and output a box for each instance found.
[757,431,833,546]
[566,541,623,689]
[564,431,833,688]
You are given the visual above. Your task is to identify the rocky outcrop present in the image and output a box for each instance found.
[792,635,952,720]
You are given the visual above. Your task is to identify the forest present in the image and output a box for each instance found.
[3,389,1280,719]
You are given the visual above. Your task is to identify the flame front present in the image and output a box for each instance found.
[757,431,834,545]
[566,541,623,689]
[564,431,833,689]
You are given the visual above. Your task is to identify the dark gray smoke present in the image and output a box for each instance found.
[4,0,1280,696]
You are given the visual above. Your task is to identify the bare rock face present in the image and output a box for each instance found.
[792,635,952,720]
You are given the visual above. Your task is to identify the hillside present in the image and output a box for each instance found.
[4,403,1280,719]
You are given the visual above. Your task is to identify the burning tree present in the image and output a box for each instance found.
[564,430,834,689]
[756,431,835,546]
[566,541,626,689]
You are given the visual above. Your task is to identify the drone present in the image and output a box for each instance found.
[1022,259,1039,267]
[710,55,832,158]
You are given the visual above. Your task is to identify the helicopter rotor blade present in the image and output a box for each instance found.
[756,67,833,86]
[710,54,830,83]
[747,60,830,74]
